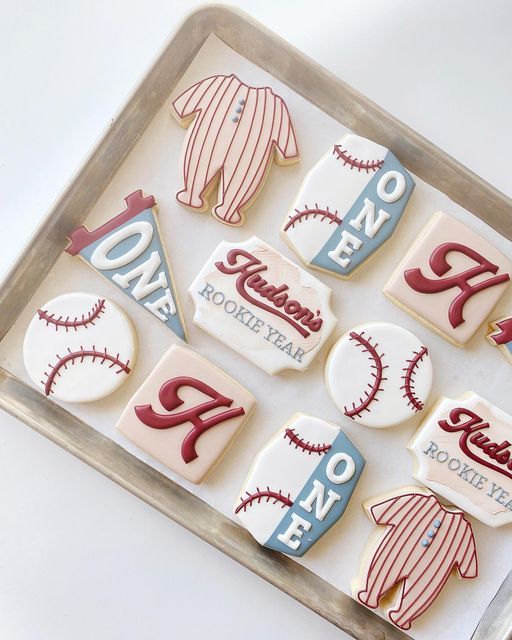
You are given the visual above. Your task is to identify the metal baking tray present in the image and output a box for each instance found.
[1,5,511,639]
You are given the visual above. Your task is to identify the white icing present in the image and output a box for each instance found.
[325,321,433,428]
[327,230,363,268]
[276,514,311,550]
[298,480,341,521]
[144,288,177,320]
[90,220,154,270]
[376,170,406,203]
[349,198,391,239]
[112,251,168,301]
[326,452,355,483]
[23,292,136,403]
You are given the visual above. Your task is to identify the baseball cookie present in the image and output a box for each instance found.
[352,486,478,631]
[189,236,337,375]
[66,190,187,341]
[409,392,512,527]
[281,132,414,278]
[487,316,512,364]
[23,292,136,403]
[171,73,300,226]
[116,344,255,483]
[384,211,511,347]
[325,321,433,428]
[234,413,365,556]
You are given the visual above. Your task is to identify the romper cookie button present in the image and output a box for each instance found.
[238,98,245,105]
[231,116,239,122]
[421,539,430,547]
[235,106,242,113]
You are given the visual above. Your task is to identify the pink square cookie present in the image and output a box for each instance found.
[116,345,255,483]
[384,212,511,346]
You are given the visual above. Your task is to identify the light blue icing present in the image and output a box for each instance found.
[427,530,435,538]
[421,539,430,547]
[264,430,365,557]
[311,151,415,276]
[80,208,186,341]
[433,519,441,528]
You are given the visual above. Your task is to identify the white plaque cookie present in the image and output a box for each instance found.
[189,236,337,374]
[234,413,365,556]
[384,211,511,347]
[325,322,433,428]
[281,133,414,278]
[409,392,512,527]
[23,292,136,403]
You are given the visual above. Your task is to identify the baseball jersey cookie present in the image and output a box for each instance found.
[116,344,255,483]
[66,191,187,341]
[409,392,512,527]
[23,292,136,402]
[171,74,300,226]
[352,486,478,630]
[282,133,415,278]
[189,236,337,375]
[487,316,512,364]
[234,413,365,556]
[384,212,511,347]
[325,322,433,428]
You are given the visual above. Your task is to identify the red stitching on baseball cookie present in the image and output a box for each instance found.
[42,346,131,396]
[283,205,342,231]
[333,145,384,173]
[234,487,293,514]
[37,298,106,331]
[283,428,332,455]
[344,331,388,419]
[401,346,428,412]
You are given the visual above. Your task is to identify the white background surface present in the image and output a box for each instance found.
[1,1,512,639]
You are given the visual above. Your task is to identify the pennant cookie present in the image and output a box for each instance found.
[66,191,187,341]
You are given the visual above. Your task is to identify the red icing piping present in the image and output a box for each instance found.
[344,331,388,419]
[332,145,384,173]
[283,205,342,231]
[235,487,293,514]
[489,317,512,345]
[43,346,131,396]
[65,190,156,255]
[401,346,428,412]
[283,428,332,455]
[37,299,105,331]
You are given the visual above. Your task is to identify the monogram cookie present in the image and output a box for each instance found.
[116,344,255,483]
[66,191,187,341]
[325,322,433,428]
[384,212,511,347]
[234,413,365,556]
[188,236,337,374]
[409,392,512,527]
[282,133,415,278]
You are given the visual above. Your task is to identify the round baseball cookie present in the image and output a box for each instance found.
[23,292,136,403]
[325,321,432,428]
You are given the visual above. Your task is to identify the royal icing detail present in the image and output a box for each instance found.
[325,322,433,428]
[116,344,255,483]
[352,486,478,630]
[188,236,337,374]
[487,316,512,364]
[171,74,300,226]
[409,392,512,527]
[234,413,365,556]
[384,212,511,346]
[23,292,136,403]
[66,191,187,341]
[281,133,414,278]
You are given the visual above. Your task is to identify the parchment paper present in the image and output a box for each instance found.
[1,35,511,640]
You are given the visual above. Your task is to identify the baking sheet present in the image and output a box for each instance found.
[1,34,511,640]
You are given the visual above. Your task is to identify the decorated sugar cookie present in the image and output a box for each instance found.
[487,316,512,363]
[23,292,136,402]
[325,322,432,428]
[234,413,365,556]
[189,236,337,375]
[281,133,414,278]
[384,211,511,347]
[116,344,255,483]
[352,486,478,631]
[66,191,187,341]
[171,74,300,226]
[409,392,512,527]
